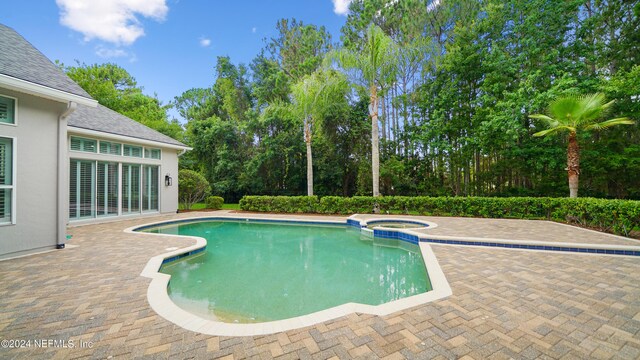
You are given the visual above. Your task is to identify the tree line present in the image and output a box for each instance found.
[65,0,640,202]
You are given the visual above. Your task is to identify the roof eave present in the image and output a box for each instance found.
[67,125,191,151]
[0,73,97,107]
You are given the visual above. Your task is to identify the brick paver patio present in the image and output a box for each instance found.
[1,211,639,359]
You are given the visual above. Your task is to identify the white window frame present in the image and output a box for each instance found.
[123,144,143,158]
[69,159,96,220]
[144,148,162,160]
[69,136,98,153]
[0,136,17,226]
[0,94,18,127]
[141,165,160,212]
[121,163,142,215]
[98,140,122,156]
[96,161,119,217]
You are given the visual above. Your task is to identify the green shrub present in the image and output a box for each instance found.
[178,170,210,210]
[206,196,224,210]
[239,195,640,237]
[240,196,319,213]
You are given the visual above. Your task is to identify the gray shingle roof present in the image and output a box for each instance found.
[68,104,187,148]
[0,24,92,99]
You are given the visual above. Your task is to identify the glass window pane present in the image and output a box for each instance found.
[0,137,11,185]
[70,137,81,151]
[124,145,142,158]
[122,164,141,213]
[69,160,77,219]
[144,148,161,159]
[0,189,10,224]
[100,141,121,155]
[131,165,140,211]
[142,166,149,211]
[150,166,158,210]
[79,161,95,218]
[0,96,15,124]
[70,137,97,153]
[97,162,118,216]
[69,160,95,220]
[107,164,119,214]
[0,137,15,224]
[150,149,161,159]
[142,165,159,211]
[83,139,97,153]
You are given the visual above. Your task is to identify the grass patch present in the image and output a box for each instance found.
[179,203,240,211]
[178,203,206,210]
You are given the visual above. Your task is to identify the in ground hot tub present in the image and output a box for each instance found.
[365,219,430,230]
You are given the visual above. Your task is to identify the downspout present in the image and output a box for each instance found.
[56,101,77,249]
[174,147,189,213]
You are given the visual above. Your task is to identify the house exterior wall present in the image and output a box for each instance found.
[0,89,66,260]
[0,91,184,259]
[160,148,180,214]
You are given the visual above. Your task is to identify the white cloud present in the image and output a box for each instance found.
[251,27,257,34]
[199,37,211,47]
[332,0,352,15]
[95,46,128,58]
[56,0,168,45]
[95,45,138,62]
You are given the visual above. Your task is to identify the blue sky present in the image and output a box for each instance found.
[2,1,352,119]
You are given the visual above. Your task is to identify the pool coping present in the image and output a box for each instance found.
[128,215,453,336]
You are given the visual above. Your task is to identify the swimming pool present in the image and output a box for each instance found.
[144,220,432,323]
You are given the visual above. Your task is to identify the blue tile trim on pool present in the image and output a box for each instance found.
[422,238,640,256]
[162,246,206,264]
[373,229,420,245]
[347,219,362,228]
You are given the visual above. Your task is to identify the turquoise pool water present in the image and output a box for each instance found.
[145,220,431,323]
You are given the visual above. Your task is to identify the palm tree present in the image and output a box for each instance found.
[530,93,634,198]
[326,24,398,198]
[291,70,348,196]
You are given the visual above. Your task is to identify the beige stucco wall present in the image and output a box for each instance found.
[0,89,66,260]
[160,148,180,214]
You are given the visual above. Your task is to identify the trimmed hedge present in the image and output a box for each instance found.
[239,195,640,237]
[239,196,319,213]
[205,196,224,210]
